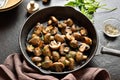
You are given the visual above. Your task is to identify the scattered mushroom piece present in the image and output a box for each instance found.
[52,62,65,72]
[34,23,43,35]
[26,45,34,52]
[71,24,78,32]
[68,51,76,58]
[36,62,42,67]
[34,47,42,56]
[65,27,72,34]
[64,47,70,53]
[29,35,41,46]
[51,27,58,35]
[48,19,52,25]
[49,40,61,50]
[41,56,53,69]
[79,43,90,52]
[75,51,83,62]
[52,51,60,61]
[58,22,67,29]
[58,57,70,66]
[70,40,79,48]
[42,45,52,57]
[31,56,42,62]
[54,34,65,43]
[51,16,58,24]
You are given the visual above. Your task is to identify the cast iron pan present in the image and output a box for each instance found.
[19,6,98,74]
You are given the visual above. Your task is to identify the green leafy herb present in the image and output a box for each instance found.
[65,0,117,22]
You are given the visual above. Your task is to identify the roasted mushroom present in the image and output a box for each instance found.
[51,27,58,35]
[31,56,42,62]
[52,62,65,72]
[42,45,52,57]
[58,22,67,29]
[29,35,41,46]
[68,58,75,70]
[83,36,92,45]
[51,16,58,25]
[26,44,34,52]
[79,43,90,52]
[65,33,75,41]
[70,40,79,48]
[54,34,65,43]
[34,23,43,35]
[42,25,53,34]
[58,57,70,66]
[65,27,72,34]
[52,51,60,61]
[80,27,87,36]
[64,18,73,27]
[72,32,82,40]
[66,51,76,58]
[49,40,61,50]
[59,43,68,55]
[44,33,51,44]
[75,51,87,62]
[34,47,42,56]
[41,56,53,69]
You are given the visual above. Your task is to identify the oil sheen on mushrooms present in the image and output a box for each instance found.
[26,16,92,72]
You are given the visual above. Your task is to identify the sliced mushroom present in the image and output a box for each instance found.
[65,33,75,41]
[68,51,76,58]
[34,47,42,56]
[29,35,41,46]
[80,27,87,36]
[31,56,42,62]
[48,19,52,25]
[75,51,83,62]
[51,27,58,35]
[51,16,58,24]
[64,18,73,27]
[44,33,51,44]
[42,25,53,34]
[49,40,61,50]
[68,58,75,70]
[79,43,90,52]
[41,56,53,69]
[83,36,92,45]
[70,40,79,48]
[72,32,82,40]
[34,23,43,35]
[59,43,67,55]
[54,34,65,43]
[66,27,72,34]
[52,62,65,72]
[26,44,34,52]
[58,57,70,66]
[52,51,60,61]
[58,22,67,29]
[42,45,52,57]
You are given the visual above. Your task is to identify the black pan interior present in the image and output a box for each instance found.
[19,6,98,74]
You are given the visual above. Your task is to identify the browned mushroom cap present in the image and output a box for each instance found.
[52,62,65,72]
[47,19,52,25]
[54,34,65,43]
[71,24,79,32]
[42,45,52,57]
[80,27,88,36]
[29,35,41,46]
[65,33,75,41]
[42,25,53,34]
[68,58,75,70]
[49,40,61,50]
[31,56,42,62]
[66,27,72,34]
[83,36,92,45]
[64,18,73,27]
[58,22,67,29]
[75,51,88,62]
[79,43,90,52]
[58,57,70,66]
[44,33,51,44]
[34,47,42,56]
[51,16,58,24]
[67,51,76,58]
[52,51,60,61]
[26,44,34,52]
[70,40,79,48]
[51,27,58,35]
[75,51,83,62]
[34,23,44,35]
[59,43,67,55]
[72,32,82,40]
[41,56,53,69]
[64,47,70,53]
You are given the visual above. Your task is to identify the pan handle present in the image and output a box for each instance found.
[101,46,120,57]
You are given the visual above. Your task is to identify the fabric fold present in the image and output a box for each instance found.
[0,53,110,80]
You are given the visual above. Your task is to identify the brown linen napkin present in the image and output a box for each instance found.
[0,53,110,80]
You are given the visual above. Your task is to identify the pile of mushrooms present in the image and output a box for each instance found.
[26,16,92,72]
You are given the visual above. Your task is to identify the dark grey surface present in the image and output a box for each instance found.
[0,0,120,80]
